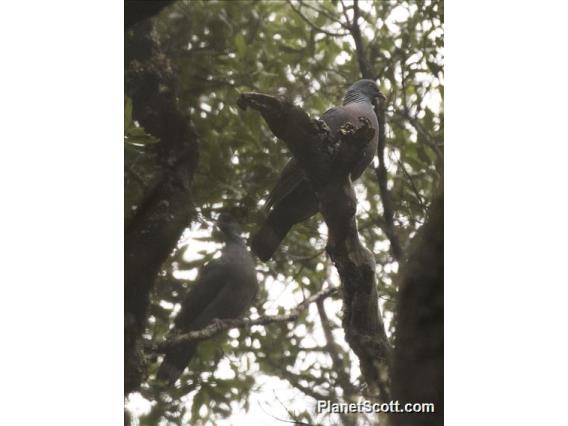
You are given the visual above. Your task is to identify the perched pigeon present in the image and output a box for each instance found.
[157,214,258,385]
[251,79,383,261]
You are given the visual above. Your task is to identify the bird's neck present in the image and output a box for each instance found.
[342,90,370,105]
[223,234,246,246]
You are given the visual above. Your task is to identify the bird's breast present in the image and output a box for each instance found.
[322,102,379,180]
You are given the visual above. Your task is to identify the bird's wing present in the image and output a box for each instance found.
[321,105,352,135]
[173,258,229,330]
[187,273,256,330]
[264,106,351,211]
[264,158,306,211]
[323,102,379,178]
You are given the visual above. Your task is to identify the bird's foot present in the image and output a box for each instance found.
[314,118,331,135]
[352,117,375,146]
[339,122,356,136]
[211,318,225,330]
[357,116,372,128]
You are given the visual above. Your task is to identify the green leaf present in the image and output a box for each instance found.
[234,33,246,56]
[124,96,133,129]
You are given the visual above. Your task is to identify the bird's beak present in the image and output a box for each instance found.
[373,91,386,108]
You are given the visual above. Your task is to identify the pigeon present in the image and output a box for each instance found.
[251,79,383,261]
[157,214,258,385]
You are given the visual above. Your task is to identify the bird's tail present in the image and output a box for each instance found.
[156,343,197,386]
[250,216,293,261]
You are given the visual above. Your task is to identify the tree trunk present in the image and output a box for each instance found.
[391,192,444,426]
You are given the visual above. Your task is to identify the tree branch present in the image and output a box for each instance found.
[299,0,349,29]
[348,0,374,80]
[124,21,199,396]
[286,0,350,37]
[266,359,330,402]
[391,192,443,426]
[157,286,338,351]
[125,0,174,29]
[394,110,444,165]
[316,298,358,398]
[394,155,428,214]
[338,0,352,28]
[345,0,403,262]
[238,92,393,398]
[374,96,403,262]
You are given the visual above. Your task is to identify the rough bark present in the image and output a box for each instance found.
[125,0,174,30]
[124,20,199,396]
[238,92,392,399]
[391,192,444,426]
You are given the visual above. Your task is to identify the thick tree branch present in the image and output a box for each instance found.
[125,0,174,29]
[157,286,338,351]
[391,192,443,426]
[124,21,199,395]
[238,92,392,398]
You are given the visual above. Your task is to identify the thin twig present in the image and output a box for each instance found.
[286,0,350,37]
[156,286,338,351]
[393,155,428,214]
[316,297,358,397]
[289,248,326,261]
[299,0,349,29]
[264,357,330,402]
[374,98,403,262]
[338,0,352,28]
[126,166,149,190]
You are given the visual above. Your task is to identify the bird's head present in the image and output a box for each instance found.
[215,213,244,243]
[344,79,385,106]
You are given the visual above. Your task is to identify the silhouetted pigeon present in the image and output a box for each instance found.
[157,214,258,385]
[251,79,384,261]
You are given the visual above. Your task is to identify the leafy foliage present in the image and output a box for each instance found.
[125,1,443,424]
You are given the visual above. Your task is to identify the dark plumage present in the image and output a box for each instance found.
[157,214,258,385]
[251,79,383,261]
